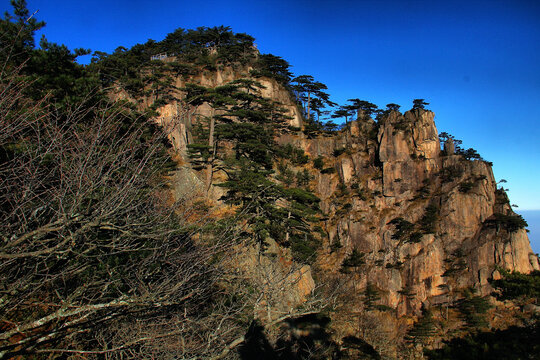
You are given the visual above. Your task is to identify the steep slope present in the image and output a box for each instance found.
[291,107,539,316]
[148,67,538,320]
[6,9,537,356]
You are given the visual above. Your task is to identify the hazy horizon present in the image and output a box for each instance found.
[519,209,540,254]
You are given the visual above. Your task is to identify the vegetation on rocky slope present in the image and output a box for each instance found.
[1,1,538,359]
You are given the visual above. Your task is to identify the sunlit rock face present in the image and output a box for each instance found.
[288,107,538,315]
[377,110,440,199]
[144,67,538,318]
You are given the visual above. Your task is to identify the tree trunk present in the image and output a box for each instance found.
[205,109,215,195]
[307,92,311,120]
[285,211,291,244]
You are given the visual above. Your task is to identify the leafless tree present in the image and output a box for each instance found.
[0,66,340,360]
[0,62,254,358]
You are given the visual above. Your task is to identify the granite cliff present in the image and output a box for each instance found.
[4,11,538,358]
[137,66,538,323]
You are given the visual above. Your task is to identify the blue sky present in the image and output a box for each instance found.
[3,0,540,210]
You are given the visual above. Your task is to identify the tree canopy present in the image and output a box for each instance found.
[291,75,335,121]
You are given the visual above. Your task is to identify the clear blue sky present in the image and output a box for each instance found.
[4,0,540,210]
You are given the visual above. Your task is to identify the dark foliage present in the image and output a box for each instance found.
[277,143,309,165]
[250,53,293,85]
[484,213,528,233]
[313,156,324,170]
[89,26,257,102]
[321,167,336,174]
[425,320,540,360]
[412,99,429,110]
[459,181,474,193]
[389,217,414,241]
[340,249,366,272]
[439,165,464,182]
[347,99,378,119]
[291,75,335,121]
[490,269,540,302]
[362,283,382,311]
[420,204,439,234]
[457,288,492,330]
[406,308,437,345]
[333,147,347,157]
[0,0,45,65]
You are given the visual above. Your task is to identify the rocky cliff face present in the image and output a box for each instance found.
[294,108,538,316]
[146,68,538,320]
[143,67,302,160]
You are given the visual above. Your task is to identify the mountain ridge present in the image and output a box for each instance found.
[138,61,538,316]
[2,11,538,357]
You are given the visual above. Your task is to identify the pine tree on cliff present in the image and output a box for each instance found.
[340,248,365,273]
[458,288,492,330]
[406,307,437,346]
[251,53,293,85]
[386,103,401,112]
[216,78,291,169]
[362,282,382,311]
[218,170,321,263]
[184,83,237,194]
[309,97,329,123]
[291,75,334,122]
[181,82,208,119]
[375,103,401,121]
[185,84,215,169]
[412,98,429,110]
[347,98,378,120]
[331,106,355,130]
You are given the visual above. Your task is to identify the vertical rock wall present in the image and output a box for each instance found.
[148,68,538,317]
[294,108,538,315]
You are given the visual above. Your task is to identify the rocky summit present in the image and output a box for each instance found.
[145,61,537,306]
[2,14,538,358]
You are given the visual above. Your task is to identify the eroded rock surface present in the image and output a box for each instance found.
[144,68,538,319]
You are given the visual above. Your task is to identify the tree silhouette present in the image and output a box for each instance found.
[362,282,382,311]
[385,103,401,112]
[412,98,429,110]
[251,53,292,85]
[331,106,355,130]
[347,98,378,120]
[341,248,366,273]
[406,307,437,345]
[291,75,334,121]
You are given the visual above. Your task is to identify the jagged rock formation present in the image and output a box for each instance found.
[143,67,538,320]
[295,107,538,315]
[129,67,303,159]
[8,10,538,355]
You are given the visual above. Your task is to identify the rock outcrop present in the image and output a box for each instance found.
[144,67,538,320]
[295,108,538,316]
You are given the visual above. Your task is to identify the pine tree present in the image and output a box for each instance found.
[347,99,378,120]
[331,106,355,130]
[341,249,366,273]
[291,75,334,121]
[406,308,437,345]
[251,53,292,85]
[458,288,492,330]
[412,98,429,110]
[362,282,382,311]
[385,103,401,112]
[0,0,45,65]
